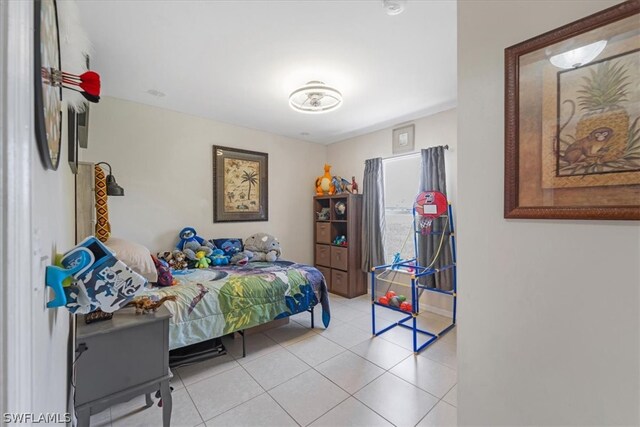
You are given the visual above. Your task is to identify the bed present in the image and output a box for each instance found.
[74,163,330,351]
[141,261,331,350]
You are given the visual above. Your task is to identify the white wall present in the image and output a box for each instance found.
[457,1,639,425]
[2,3,75,418]
[30,106,76,419]
[327,108,457,208]
[327,109,457,314]
[81,97,327,264]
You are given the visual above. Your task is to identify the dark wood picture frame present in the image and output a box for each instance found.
[504,0,640,220]
[212,146,268,222]
[68,107,78,174]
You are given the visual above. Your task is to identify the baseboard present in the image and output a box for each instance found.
[418,301,453,318]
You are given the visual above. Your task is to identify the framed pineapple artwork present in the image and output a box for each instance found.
[505,0,640,220]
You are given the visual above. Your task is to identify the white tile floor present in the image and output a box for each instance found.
[90,293,458,427]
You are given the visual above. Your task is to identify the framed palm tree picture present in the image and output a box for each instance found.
[504,0,640,220]
[213,146,268,222]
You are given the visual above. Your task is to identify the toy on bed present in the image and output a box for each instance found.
[176,227,214,251]
[210,249,230,266]
[151,255,176,286]
[244,233,281,262]
[230,250,254,266]
[195,251,212,268]
[211,238,243,257]
[183,241,214,267]
[157,250,189,271]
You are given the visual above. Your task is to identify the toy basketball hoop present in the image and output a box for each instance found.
[414,191,448,234]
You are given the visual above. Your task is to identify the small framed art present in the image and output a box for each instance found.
[392,124,415,155]
[212,146,268,222]
[504,0,640,220]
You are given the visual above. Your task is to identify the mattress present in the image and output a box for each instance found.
[142,261,331,349]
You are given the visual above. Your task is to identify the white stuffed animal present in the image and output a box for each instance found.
[244,233,281,262]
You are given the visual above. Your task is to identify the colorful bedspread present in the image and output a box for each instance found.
[142,261,330,349]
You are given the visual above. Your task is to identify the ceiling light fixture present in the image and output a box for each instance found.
[383,0,406,16]
[549,40,607,69]
[289,81,342,114]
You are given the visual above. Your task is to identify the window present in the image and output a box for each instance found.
[383,154,420,263]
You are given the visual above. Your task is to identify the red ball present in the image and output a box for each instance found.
[386,291,396,299]
[400,302,413,312]
[379,296,389,305]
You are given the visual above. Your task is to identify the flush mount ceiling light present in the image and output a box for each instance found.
[382,0,406,16]
[549,40,607,69]
[289,81,342,114]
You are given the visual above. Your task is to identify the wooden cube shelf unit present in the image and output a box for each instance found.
[314,194,366,298]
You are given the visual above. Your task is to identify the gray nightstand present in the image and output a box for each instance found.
[74,306,173,426]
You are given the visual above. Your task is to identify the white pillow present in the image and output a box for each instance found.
[105,237,158,283]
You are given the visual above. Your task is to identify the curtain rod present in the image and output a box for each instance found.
[379,145,449,162]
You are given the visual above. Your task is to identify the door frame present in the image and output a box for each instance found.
[0,0,36,416]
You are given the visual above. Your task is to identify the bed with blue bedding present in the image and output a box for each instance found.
[142,261,330,349]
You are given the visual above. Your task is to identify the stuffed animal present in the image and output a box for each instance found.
[171,250,189,270]
[211,239,243,258]
[244,233,281,262]
[316,208,330,221]
[157,250,189,271]
[210,249,229,266]
[151,255,175,286]
[315,164,335,196]
[176,227,213,251]
[183,241,214,264]
[230,250,254,266]
[157,251,175,268]
[332,176,351,194]
[351,176,359,194]
[195,251,211,269]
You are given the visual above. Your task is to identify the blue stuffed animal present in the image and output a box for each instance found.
[176,227,213,251]
[210,249,229,266]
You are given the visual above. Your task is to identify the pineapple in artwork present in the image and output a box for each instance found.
[574,60,630,163]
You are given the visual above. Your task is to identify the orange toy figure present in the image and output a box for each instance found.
[315,164,335,195]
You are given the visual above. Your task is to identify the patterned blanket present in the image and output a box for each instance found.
[142,261,330,349]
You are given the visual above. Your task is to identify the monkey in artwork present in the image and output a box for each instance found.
[561,127,614,165]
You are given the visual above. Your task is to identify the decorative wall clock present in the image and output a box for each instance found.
[34,0,63,170]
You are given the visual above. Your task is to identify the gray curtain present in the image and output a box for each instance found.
[418,146,453,290]
[361,158,386,272]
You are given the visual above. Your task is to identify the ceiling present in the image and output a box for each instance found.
[77,1,457,144]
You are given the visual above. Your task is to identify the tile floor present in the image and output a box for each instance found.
[91,293,457,427]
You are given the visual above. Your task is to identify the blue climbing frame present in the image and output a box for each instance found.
[370,203,457,354]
